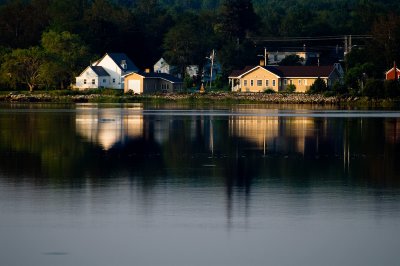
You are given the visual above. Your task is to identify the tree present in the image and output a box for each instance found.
[370,13,400,71]
[163,12,215,78]
[362,79,384,98]
[41,30,91,88]
[279,55,303,66]
[1,47,45,91]
[307,77,327,94]
[216,0,258,41]
[384,80,400,98]
[284,84,296,93]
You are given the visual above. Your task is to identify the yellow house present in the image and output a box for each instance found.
[124,71,183,94]
[229,64,343,93]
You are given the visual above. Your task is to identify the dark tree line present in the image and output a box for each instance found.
[0,0,400,93]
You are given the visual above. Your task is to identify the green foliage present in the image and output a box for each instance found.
[384,80,400,98]
[163,12,215,77]
[1,47,45,91]
[183,75,194,89]
[40,30,91,89]
[284,84,296,93]
[307,78,327,94]
[344,63,375,94]
[279,55,303,66]
[332,81,348,95]
[216,0,258,40]
[263,88,275,94]
[362,79,384,98]
[1,0,400,94]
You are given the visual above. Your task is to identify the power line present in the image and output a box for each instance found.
[250,35,372,42]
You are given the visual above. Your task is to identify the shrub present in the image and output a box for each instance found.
[384,80,400,98]
[307,78,327,94]
[362,79,384,98]
[263,88,275,94]
[332,81,348,95]
[284,84,296,93]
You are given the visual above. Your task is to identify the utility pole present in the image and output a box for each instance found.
[264,47,267,66]
[208,49,215,90]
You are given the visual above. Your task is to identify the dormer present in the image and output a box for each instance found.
[121,60,127,70]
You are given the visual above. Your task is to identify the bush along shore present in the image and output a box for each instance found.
[0,91,400,107]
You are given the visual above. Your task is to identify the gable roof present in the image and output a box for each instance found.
[97,53,139,72]
[125,72,183,83]
[268,65,335,78]
[229,65,336,78]
[90,66,110,76]
[228,66,259,78]
[385,67,400,74]
[141,72,183,83]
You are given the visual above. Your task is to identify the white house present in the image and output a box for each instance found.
[75,53,139,90]
[154,58,175,74]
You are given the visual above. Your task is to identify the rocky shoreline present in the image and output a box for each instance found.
[0,92,397,106]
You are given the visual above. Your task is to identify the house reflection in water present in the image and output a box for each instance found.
[75,105,143,150]
[385,118,400,144]
[229,113,316,155]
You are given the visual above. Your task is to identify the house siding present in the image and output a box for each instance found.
[230,66,342,93]
[124,73,183,94]
[235,67,280,92]
[75,67,110,90]
[386,68,400,80]
[96,55,124,89]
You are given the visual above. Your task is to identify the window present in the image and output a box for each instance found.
[272,80,276,87]
[83,79,86,84]
[266,80,269,86]
[298,79,302,85]
[92,79,95,85]
[304,79,307,85]
[289,80,293,85]
[103,79,106,83]
[244,80,247,86]
[284,79,287,85]
[257,80,262,86]
[113,78,116,83]
[250,80,254,86]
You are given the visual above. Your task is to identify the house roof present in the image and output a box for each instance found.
[90,66,110,76]
[267,65,335,77]
[126,72,183,83]
[229,65,336,78]
[142,72,183,83]
[99,53,139,72]
[385,67,400,74]
[228,66,256,78]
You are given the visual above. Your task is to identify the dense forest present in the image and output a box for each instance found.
[0,0,400,95]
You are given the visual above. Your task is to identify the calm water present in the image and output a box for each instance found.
[1,103,400,266]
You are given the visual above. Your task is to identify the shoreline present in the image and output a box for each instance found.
[0,91,399,108]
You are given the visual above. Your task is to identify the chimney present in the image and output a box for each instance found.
[259,59,265,66]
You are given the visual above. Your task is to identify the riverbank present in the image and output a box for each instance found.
[0,91,399,107]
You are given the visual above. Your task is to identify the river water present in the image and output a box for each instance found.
[0,103,399,266]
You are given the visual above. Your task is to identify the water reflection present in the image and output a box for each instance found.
[76,106,143,150]
[1,105,400,266]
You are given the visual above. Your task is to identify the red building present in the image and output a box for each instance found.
[385,62,400,80]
